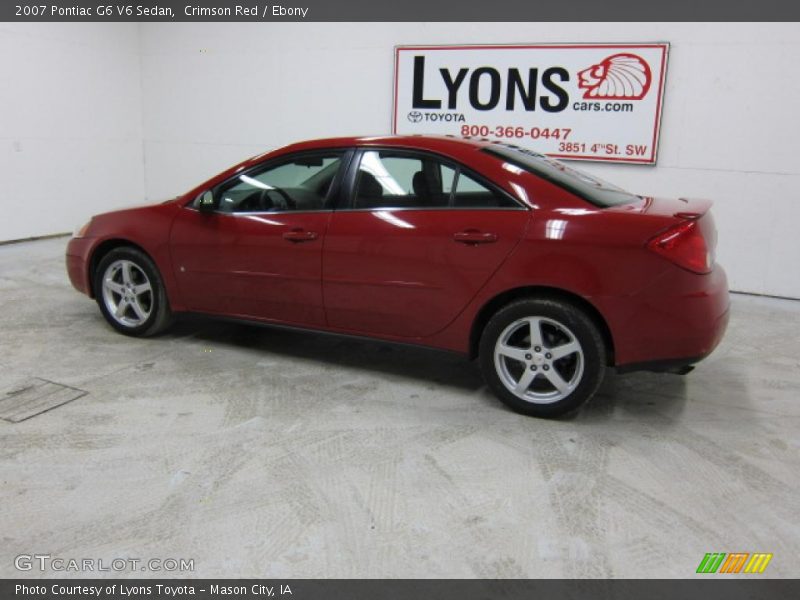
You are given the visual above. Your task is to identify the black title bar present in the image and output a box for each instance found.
[2,579,799,600]
[3,0,800,21]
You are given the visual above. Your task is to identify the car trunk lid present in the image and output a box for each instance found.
[607,196,713,220]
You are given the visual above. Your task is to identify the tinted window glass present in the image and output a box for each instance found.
[483,144,639,208]
[354,151,450,209]
[353,151,518,210]
[452,172,509,208]
[215,153,343,213]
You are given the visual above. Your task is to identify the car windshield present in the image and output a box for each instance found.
[483,144,640,208]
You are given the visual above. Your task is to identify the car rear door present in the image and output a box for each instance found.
[170,150,350,326]
[322,148,530,338]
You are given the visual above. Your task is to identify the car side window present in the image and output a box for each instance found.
[352,150,517,210]
[215,153,344,213]
[452,171,514,208]
[354,151,450,209]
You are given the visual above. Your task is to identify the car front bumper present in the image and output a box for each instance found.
[65,236,93,296]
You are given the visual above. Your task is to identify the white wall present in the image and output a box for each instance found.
[139,22,800,299]
[4,23,800,299]
[0,23,144,241]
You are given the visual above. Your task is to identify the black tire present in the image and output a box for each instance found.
[479,297,606,418]
[93,247,173,337]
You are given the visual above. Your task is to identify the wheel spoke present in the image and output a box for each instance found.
[498,343,528,362]
[514,369,537,395]
[121,262,133,284]
[105,279,124,295]
[527,317,544,348]
[133,282,151,295]
[543,368,569,394]
[115,299,129,318]
[129,298,147,321]
[550,340,580,360]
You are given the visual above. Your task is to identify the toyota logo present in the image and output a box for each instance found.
[407,111,423,123]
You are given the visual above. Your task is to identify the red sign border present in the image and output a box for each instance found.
[392,43,670,165]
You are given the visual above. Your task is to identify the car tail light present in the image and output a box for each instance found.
[647,219,713,274]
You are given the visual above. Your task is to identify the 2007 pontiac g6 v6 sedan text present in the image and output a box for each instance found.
[66,136,729,417]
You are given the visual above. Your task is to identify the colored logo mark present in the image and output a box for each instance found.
[696,552,773,574]
[577,53,652,100]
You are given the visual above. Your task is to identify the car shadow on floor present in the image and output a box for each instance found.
[162,315,706,419]
[582,369,690,421]
[170,314,487,390]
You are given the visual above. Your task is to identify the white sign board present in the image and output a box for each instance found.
[393,43,669,164]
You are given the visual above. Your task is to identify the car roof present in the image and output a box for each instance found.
[275,135,494,155]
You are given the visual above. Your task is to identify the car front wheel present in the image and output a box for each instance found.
[479,298,606,417]
[94,247,173,337]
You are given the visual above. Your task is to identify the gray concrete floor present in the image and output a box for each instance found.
[0,237,798,579]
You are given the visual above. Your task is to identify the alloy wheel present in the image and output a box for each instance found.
[101,259,153,328]
[493,316,584,404]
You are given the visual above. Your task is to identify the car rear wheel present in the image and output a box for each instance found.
[94,247,173,337]
[479,298,606,417]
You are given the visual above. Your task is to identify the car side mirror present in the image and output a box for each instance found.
[197,190,215,213]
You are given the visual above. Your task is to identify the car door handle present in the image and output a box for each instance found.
[453,229,498,244]
[282,228,319,243]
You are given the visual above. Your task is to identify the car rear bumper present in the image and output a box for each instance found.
[65,236,93,296]
[597,264,730,368]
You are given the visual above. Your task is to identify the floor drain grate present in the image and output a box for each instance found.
[0,378,87,423]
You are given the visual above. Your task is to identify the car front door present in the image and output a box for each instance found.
[170,150,349,326]
[322,149,530,339]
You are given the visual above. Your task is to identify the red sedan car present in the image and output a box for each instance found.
[66,136,729,417]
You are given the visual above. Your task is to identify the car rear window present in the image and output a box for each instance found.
[482,144,640,208]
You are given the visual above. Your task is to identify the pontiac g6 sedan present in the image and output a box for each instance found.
[66,136,729,417]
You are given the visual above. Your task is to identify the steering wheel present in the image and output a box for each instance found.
[264,187,294,210]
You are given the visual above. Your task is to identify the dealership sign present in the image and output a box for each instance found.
[393,43,670,164]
